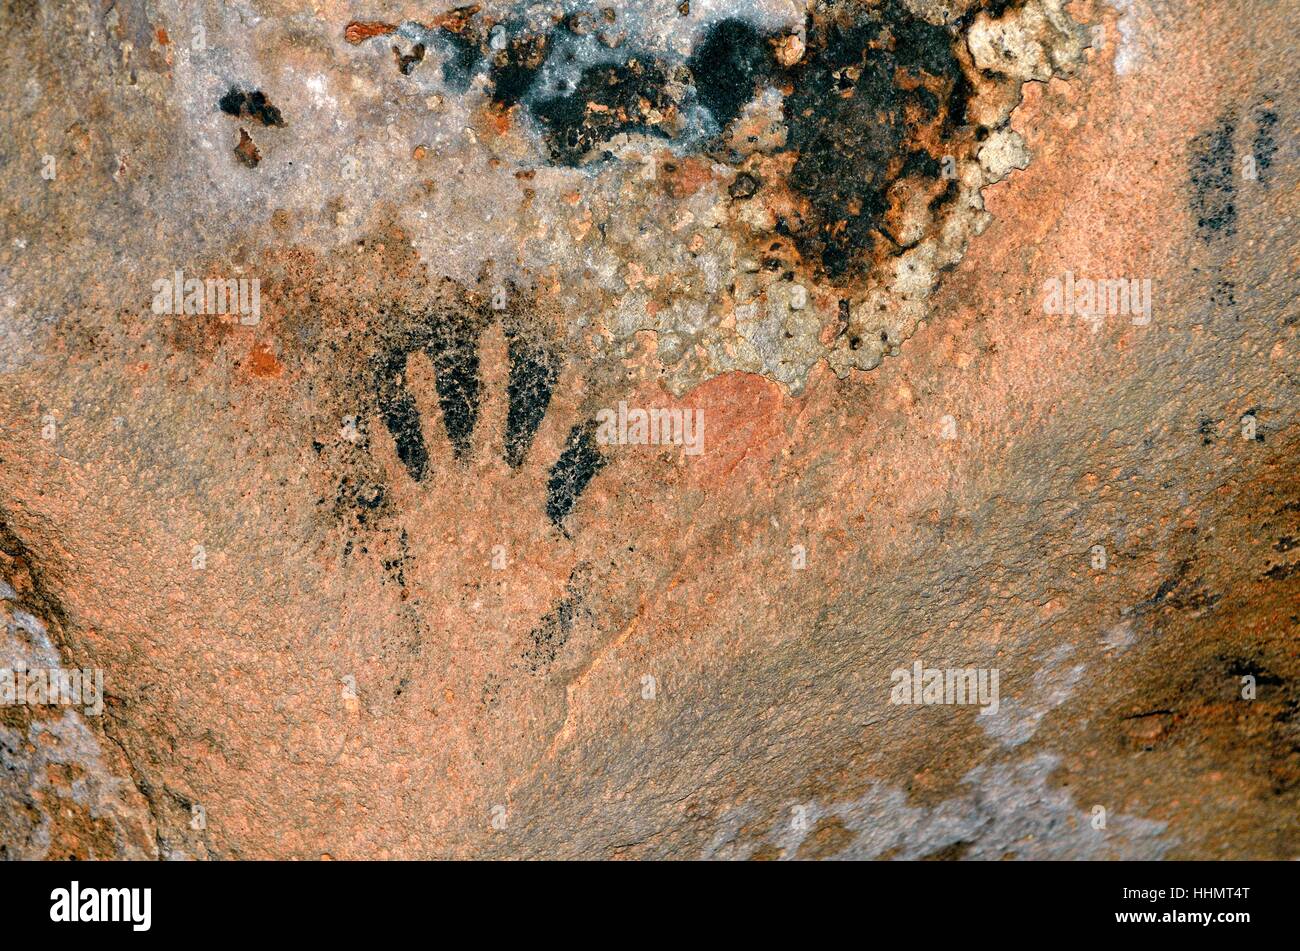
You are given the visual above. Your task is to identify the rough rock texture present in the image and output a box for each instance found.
[0,0,1295,859]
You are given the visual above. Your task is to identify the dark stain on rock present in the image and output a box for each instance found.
[441,34,481,90]
[919,838,974,860]
[522,588,578,671]
[1263,560,1299,582]
[901,149,942,179]
[522,565,589,671]
[1188,115,1237,240]
[979,0,1022,19]
[381,527,411,591]
[345,3,981,282]
[489,32,550,109]
[336,475,388,527]
[218,87,287,127]
[890,6,966,77]
[686,18,775,131]
[0,513,71,637]
[546,421,605,531]
[1251,100,1278,185]
[1168,580,1222,614]
[503,327,559,468]
[1224,657,1285,688]
[1133,558,1193,614]
[783,5,969,278]
[531,57,675,165]
[519,1,977,276]
[928,176,959,212]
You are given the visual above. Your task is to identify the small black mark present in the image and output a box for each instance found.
[1133,558,1192,614]
[382,527,410,588]
[522,566,590,672]
[1211,279,1236,308]
[729,172,761,200]
[1251,101,1278,185]
[1199,417,1217,445]
[1188,115,1236,240]
[218,87,287,127]
[394,42,426,75]
[546,421,606,532]
[503,329,559,468]
[1120,708,1177,721]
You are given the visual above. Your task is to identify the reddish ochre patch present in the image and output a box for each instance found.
[155,28,170,45]
[663,157,713,199]
[481,106,513,137]
[248,341,283,377]
[677,372,787,487]
[344,21,398,45]
[234,128,261,168]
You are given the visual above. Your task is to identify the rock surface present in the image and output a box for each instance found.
[0,0,1295,858]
